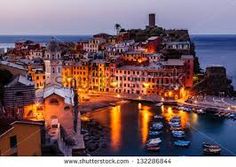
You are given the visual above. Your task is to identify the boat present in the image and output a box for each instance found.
[202,143,221,149]
[154,115,163,120]
[174,140,191,147]
[195,109,205,114]
[203,148,221,155]
[170,127,183,131]
[152,122,163,127]
[151,122,164,130]
[172,130,185,135]
[178,106,192,112]
[146,146,160,152]
[172,131,185,138]
[155,102,163,107]
[170,116,181,122]
[169,122,181,127]
[146,138,162,147]
[229,113,236,120]
[149,131,162,136]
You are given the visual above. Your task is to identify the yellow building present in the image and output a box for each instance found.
[28,66,46,89]
[62,61,90,92]
[0,121,43,156]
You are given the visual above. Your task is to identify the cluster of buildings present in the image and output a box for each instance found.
[0,13,197,156]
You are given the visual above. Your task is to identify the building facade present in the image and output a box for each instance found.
[0,121,43,156]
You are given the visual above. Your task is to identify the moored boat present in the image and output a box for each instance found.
[146,138,162,147]
[146,146,160,152]
[149,131,162,136]
[172,130,185,138]
[174,140,191,147]
[154,115,163,120]
[170,116,181,122]
[151,122,164,130]
[203,147,221,155]
[202,142,221,149]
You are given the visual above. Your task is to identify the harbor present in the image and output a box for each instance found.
[82,101,236,156]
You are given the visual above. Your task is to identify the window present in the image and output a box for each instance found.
[64,106,70,111]
[49,98,59,105]
[15,92,23,96]
[10,136,17,149]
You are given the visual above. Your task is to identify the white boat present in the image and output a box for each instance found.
[172,130,185,138]
[146,138,162,147]
[151,122,164,130]
[169,122,181,126]
[154,115,163,119]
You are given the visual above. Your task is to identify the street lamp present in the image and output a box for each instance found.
[67,77,80,133]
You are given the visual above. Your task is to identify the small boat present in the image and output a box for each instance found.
[170,116,181,122]
[155,102,163,107]
[151,126,163,131]
[146,138,162,147]
[154,115,163,120]
[229,113,236,119]
[149,131,162,136]
[146,146,160,152]
[172,131,185,138]
[169,122,181,127]
[174,140,191,147]
[202,143,221,149]
[151,123,164,130]
[203,148,221,155]
[152,122,163,127]
[196,109,205,114]
[172,130,185,135]
[170,127,183,131]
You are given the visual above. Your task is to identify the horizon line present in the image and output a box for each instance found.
[0,33,236,36]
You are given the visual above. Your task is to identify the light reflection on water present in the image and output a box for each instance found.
[161,106,190,129]
[110,105,121,151]
[83,102,235,155]
[138,104,154,144]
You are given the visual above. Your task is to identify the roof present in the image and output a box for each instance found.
[0,61,26,71]
[36,85,74,105]
[181,55,194,59]
[165,41,190,45]
[5,75,34,87]
[11,121,43,126]
[91,59,106,64]
[118,63,162,71]
[206,65,225,68]
[47,39,61,52]
[148,36,159,41]
[0,120,43,138]
[162,59,184,66]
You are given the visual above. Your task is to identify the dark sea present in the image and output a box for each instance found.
[0,34,236,87]
[191,35,236,87]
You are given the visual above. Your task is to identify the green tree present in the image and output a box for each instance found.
[114,23,121,35]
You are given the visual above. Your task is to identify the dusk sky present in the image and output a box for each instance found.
[0,0,236,35]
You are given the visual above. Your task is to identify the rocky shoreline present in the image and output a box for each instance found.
[81,119,110,155]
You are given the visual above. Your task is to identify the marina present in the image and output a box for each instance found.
[83,101,236,156]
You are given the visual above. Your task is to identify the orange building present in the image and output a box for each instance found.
[0,121,44,156]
